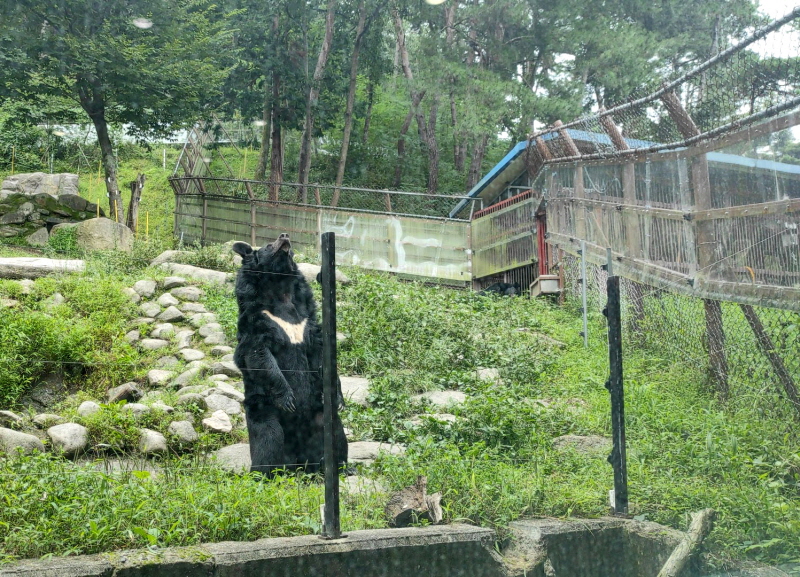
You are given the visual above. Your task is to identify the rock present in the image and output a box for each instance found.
[168,420,198,443]
[175,393,205,409]
[130,317,156,325]
[154,356,180,369]
[210,361,241,378]
[208,374,230,382]
[132,280,157,298]
[162,276,187,290]
[213,443,251,473]
[202,410,232,433]
[17,372,66,412]
[340,376,370,407]
[32,413,64,428]
[75,218,133,253]
[157,293,180,307]
[151,401,174,413]
[124,330,140,344]
[17,279,35,294]
[107,383,142,404]
[172,368,203,388]
[77,401,101,418]
[342,476,388,495]
[121,403,151,418]
[411,390,467,409]
[179,302,207,313]
[476,368,501,382]
[204,333,228,346]
[0,211,26,225]
[219,354,235,363]
[210,346,233,357]
[189,312,216,327]
[348,441,405,465]
[139,301,161,317]
[337,332,347,343]
[175,330,195,350]
[552,435,612,456]
[186,360,209,372]
[160,262,231,285]
[122,288,141,304]
[44,292,66,308]
[179,348,205,362]
[1,172,79,196]
[150,323,175,339]
[47,423,88,457]
[207,383,245,403]
[0,257,85,279]
[170,286,205,302]
[0,225,23,237]
[26,227,49,247]
[0,410,23,427]
[0,427,45,455]
[204,394,242,415]
[150,250,190,267]
[139,338,169,351]
[1,297,19,308]
[139,429,167,455]
[199,323,222,337]
[157,306,184,323]
[296,262,351,285]
[147,370,175,386]
[176,385,208,396]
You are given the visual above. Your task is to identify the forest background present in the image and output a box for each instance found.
[2,0,798,223]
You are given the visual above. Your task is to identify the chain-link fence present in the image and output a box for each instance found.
[560,251,800,418]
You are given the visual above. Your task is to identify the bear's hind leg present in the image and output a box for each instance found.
[244,397,285,478]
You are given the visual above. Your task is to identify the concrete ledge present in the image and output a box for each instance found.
[0,525,501,577]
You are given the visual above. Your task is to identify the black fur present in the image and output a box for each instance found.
[478,282,522,297]
[232,235,347,477]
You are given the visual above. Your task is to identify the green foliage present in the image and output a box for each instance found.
[0,274,138,407]
[0,452,386,561]
[46,226,79,257]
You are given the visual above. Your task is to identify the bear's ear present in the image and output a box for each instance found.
[232,242,253,257]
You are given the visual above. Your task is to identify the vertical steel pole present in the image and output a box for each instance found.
[606,276,628,515]
[580,240,588,347]
[320,232,342,539]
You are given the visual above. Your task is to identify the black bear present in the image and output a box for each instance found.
[232,234,348,477]
[478,282,522,297]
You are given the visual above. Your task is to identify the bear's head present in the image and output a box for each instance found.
[232,234,299,280]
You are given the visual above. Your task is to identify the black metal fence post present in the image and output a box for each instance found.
[606,275,629,514]
[320,232,342,539]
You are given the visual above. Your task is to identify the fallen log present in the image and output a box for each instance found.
[0,257,85,279]
[657,508,716,577]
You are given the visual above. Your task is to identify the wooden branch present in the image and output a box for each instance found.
[740,304,800,416]
[126,173,145,232]
[657,508,716,577]
[384,476,443,528]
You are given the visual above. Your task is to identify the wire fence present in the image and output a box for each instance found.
[560,251,800,416]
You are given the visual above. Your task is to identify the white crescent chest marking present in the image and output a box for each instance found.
[263,310,307,344]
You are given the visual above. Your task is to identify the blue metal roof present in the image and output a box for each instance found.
[449,128,800,219]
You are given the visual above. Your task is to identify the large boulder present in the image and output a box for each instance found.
[0,427,45,455]
[1,172,79,197]
[0,257,85,279]
[75,218,133,253]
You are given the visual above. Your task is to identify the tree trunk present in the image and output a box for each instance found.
[393,95,424,189]
[126,173,145,233]
[333,1,367,207]
[269,75,283,202]
[254,88,271,182]
[362,80,374,144]
[298,0,337,203]
[393,7,439,194]
[466,134,489,190]
[89,110,124,224]
[445,3,465,173]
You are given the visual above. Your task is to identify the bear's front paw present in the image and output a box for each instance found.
[275,389,296,413]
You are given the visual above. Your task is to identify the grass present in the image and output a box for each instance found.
[0,242,799,571]
[2,135,798,571]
